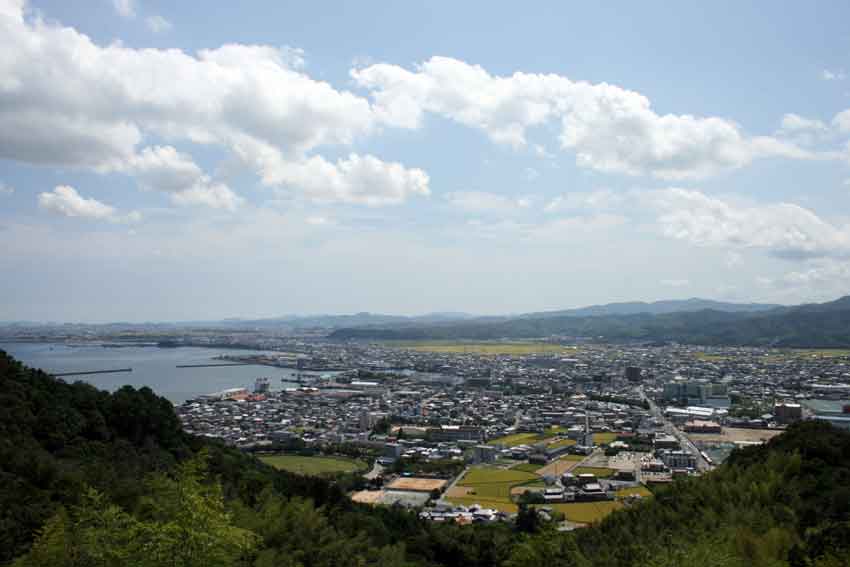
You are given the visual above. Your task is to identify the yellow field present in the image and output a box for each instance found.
[552,501,623,524]
[791,349,850,358]
[695,349,850,362]
[444,466,540,511]
[387,341,577,355]
[694,353,729,362]
[592,432,618,445]
[488,432,543,447]
[616,486,652,498]
[489,426,569,447]
[511,463,545,473]
[547,438,577,449]
[560,454,586,462]
[572,467,616,478]
[444,496,518,513]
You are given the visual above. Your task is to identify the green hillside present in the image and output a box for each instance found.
[2,350,849,566]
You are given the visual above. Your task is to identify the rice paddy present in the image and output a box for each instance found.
[386,341,578,355]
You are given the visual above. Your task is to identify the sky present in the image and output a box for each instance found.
[2,0,850,322]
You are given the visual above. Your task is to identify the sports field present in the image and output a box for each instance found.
[259,455,367,476]
[388,341,577,355]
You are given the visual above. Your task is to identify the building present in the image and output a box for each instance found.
[625,366,642,382]
[199,387,249,402]
[773,402,802,424]
[471,444,498,464]
[660,450,697,470]
[359,411,388,431]
[426,425,484,443]
[654,434,680,450]
[663,379,729,407]
[684,420,722,434]
[384,442,403,460]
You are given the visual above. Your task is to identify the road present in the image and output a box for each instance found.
[363,461,384,480]
[639,386,713,472]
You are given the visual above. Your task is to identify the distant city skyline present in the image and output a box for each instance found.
[3,0,850,322]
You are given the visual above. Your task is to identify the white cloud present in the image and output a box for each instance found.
[646,188,850,260]
[445,191,530,214]
[833,109,850,133]
[352,56,815,179]
[660,279,689,287]
[756,259,850,303]
[267,154,429,206]
[779,113,827,133]
[145,15,172,33]
[38,185,140,222]
[525,167,539,181]
[305,215,332,226]
[107,145,243,211]
[0,2,427,207]
[822,69,846,81]
[0,182,12,195]
[112,0,135,19]
[777,259,850,287]
[169,182,241,211]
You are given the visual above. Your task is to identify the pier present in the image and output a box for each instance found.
[175,363,252,368]
[53,368,132,377]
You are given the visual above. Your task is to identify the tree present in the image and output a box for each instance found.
[515,504,540,534]
[14,453,259,567]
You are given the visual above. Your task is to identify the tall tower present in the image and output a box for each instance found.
[583,403,594,447]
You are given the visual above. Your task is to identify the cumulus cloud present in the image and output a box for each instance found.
[0,2,428,207]
[0,181,12,195]
[145,15,172,33]
[38,185,140,222]
[110,145,242,210]
[265,154,429,206]
[352,56,814,179]
[646,188,850,260]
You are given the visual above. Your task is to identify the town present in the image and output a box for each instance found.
[170,338,850,528]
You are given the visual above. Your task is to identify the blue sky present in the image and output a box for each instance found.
[2,0,850,322]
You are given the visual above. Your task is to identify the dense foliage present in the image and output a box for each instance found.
[2,350,849,566]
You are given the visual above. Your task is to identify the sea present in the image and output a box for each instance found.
[0,341,330,404]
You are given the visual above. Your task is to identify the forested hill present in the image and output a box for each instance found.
[2,350,850,566]
[330,295,850,347]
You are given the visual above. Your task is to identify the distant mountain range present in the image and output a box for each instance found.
[328,295,850,348]
[6,297,850,347]
[216,298,782,329]
[520,298,782,318]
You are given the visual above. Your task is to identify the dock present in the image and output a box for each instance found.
[53,368,132,377]
[175,363,252,368]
